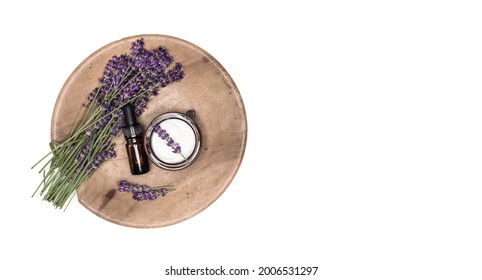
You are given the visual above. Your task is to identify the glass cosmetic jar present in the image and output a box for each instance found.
[144,112,202,170]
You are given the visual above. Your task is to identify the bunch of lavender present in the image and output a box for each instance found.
[153,124,185,158]
[32,38,184,209]
[118,180,174,201]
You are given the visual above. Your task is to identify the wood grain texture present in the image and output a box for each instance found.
[51,35,247,228]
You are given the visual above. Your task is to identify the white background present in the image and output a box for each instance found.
[1,1,482,279]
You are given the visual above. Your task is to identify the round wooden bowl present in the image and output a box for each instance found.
[51,35,247,228]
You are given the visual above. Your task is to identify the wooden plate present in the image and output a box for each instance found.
[51,35,247,228]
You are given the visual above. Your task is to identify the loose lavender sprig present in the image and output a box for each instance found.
[118,180,174,201]
[32,38,184,209]
[153,124,184,156]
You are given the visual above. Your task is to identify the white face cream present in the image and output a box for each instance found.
[150,119,196,164]
[145,112,202,170]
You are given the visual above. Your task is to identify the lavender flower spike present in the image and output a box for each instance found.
[153,124,182,154]
[75,137,92,164]
[117,180,174,201]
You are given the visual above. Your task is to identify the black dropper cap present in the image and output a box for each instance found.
[122,104,143,138]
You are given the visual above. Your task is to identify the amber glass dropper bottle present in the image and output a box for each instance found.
[122,104,150,175]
